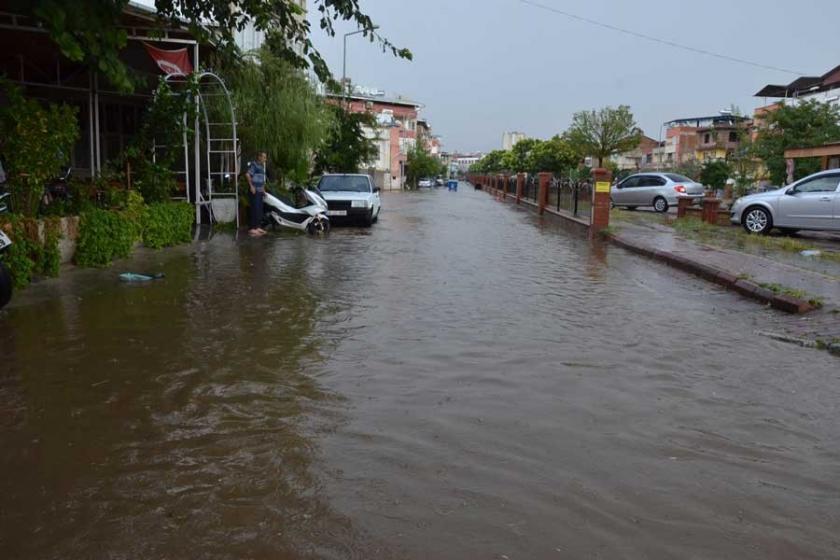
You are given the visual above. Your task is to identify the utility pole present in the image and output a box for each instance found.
[342,26,378,105]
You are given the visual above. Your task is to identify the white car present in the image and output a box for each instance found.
[418,178,434,188]
[317,174,381,227]
[730,169,840,234]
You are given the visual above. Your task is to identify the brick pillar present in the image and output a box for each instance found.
[501,174,509,201]
[702,197,721,224]
[677,197,692,218]
[590,168,612,239]
[537,172,551,215]
[516,173,525,204]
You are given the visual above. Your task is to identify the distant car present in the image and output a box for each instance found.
[316,174,381,227]
[418,178,433,188]
[435,177,444,187]
[611,173,705,213]
[730,169,840,234]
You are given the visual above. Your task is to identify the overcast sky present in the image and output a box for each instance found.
[308,0,840,153]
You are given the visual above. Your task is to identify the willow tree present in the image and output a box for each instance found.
[219,49,332,184]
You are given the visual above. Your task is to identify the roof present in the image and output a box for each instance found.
[665,115,750,127]
[326,91,423,108]
[755,63,840,97]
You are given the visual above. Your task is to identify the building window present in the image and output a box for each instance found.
[728,131,737,142]
[704,133,711,144]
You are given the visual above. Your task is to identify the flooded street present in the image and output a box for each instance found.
[1,187,839,559]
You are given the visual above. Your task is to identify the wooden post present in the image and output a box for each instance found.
[702,198,721,224]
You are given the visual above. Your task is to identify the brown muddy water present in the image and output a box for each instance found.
[1,187,838,559]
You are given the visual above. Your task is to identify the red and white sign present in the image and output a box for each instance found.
[143,43,193,76]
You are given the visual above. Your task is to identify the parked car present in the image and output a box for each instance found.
[730,169,840,234]
[435,177,444,187]
[316,174,381,227]
[418,178,434,188]
[611,172,705,213]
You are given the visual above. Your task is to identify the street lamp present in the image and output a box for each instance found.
[343,26,379,100]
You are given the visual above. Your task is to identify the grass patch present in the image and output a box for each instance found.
[669,218,838,262]
[758,282,824,308]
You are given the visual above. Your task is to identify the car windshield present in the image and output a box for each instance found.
[664,174,693,183]
[318,175,371,193]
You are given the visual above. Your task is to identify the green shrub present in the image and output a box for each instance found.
[41,217,62,278]
[135,160,178,204]
[74,209,135,267]
[142,202,194,249]
[0,215,61,288]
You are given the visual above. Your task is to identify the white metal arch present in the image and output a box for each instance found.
[160,71,240,228]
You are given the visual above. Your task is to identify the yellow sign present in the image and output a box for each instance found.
[596,181,611,193]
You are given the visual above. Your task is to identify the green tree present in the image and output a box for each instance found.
[508,138,539,171]
[405,140,441,189]
[526,136,578,174]
[0,82,80,216]
[19,0,411,92]
[699,159,731,191]
[471,150,509,173]
[564,105,642,167]
[220,48,331,184]
[312,105,378,176]
[753,100,840,184]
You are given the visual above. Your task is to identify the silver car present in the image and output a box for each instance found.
[730,170,840,234]
[611,173,705,213]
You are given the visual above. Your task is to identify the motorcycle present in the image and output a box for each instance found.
[0,229,12,310]
[262,186,331,235]
[39,166,72,213]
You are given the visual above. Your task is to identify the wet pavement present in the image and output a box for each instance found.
[2,186,840,559]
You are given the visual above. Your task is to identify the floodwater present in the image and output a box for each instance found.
[1,186,838,559]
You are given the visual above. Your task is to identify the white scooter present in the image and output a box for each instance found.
[262,187,331,235]
[0,230,13,310]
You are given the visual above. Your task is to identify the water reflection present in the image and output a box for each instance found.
[0,241,375,558]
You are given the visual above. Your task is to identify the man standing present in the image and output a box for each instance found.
[246,151,268,237]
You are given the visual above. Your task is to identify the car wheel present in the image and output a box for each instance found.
[362,210,374,228]
[0,261,13,310]
[653,197,668,213]
[742,206,773,235]
[372,209,379,223]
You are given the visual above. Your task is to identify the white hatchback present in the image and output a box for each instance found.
[317,174,381,227]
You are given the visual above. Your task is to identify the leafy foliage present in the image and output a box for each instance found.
[405,140,443,189]
[752,100,840,184]
[74,209,136,267]
[0,81,80,217]
[21,0,411,92]
[470,137,578,175]
[0,215,62,288]
[218,49,332,184]
[470,150,511,173]
[313,104,378,176]
[142,202,194,249]
[699,160,732,191]
[527,136,578,174]
[564,105,642,167]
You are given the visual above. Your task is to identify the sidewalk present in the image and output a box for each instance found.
[609,219,840,354]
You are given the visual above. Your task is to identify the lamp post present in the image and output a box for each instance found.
[342,26,379,102]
